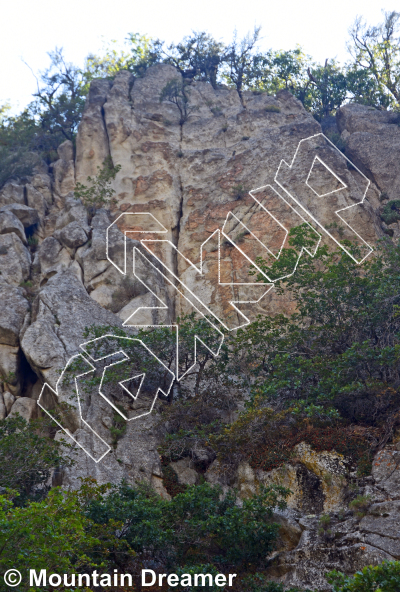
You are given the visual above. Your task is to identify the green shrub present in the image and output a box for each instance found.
[349,494,371,518]
[0,482,133,592]
[73,156,121,211]
[109,407,127,448]
[231,183,249,200]
[326,130,346,152]
[318,513,331,536]
[0,415,73,504]
[381,200,400,225]
[85,481,290,569]
[264,105,281,113]
[327,561,400,591]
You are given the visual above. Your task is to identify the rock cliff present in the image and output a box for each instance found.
[1,64,400,589]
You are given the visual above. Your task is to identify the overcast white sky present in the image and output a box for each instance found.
[0,0,394,114]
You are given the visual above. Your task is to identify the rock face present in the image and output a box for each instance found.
[76,67,380,329]
[232,442,349,514]
[337,104,400,202]
[0,65,399,589]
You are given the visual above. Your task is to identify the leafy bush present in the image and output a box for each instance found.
[213,411,373,477]
[231,183,250,199]
[85,33,163,79]
[318,513,332,538]
[327,561,400,591]
[0,483,133,592]
[381,200,400,225]
[242,230,400,429]
[0,415,72,504]
[73,156,121,211]
[349,494,372,518]
[85,481,289,569]
[185,228,400,476]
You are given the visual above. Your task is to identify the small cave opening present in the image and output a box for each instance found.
[18,349,40,400]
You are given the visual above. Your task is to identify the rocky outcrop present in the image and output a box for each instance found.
[200,443,400,591]
[337,104,400,202]
[0,64,399,589]
[74,68,381,327]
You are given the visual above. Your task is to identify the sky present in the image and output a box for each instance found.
[0,0,394,115]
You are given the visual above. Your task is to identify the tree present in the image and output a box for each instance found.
[348,10,400,108]
[0,104,10,122]
[306,59,348,119]
[0,415,72,505]
[164,32,225,88]
[345,64,393,110]
[258,47,313,102]
[27,47,87,153]
[159,78,196,125]
[0,110,40,188]
[0,482,134,592]
[84,33,163,80]
[0,49,89,189]
[234,229,400,436]
[83,312,226,400]
[222,27,262,101]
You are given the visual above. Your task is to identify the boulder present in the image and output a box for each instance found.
[0,210,27,244]
[0,394,6,420]
[26,184,47,218]
[151,474,172,500]
[37,236,72,282]
[371,448,400,499]
[3,391,15,414]
[0,345,20,395]
[0,204,39,228]
[0,233,31,286]
[30,173,53,208]
[54,196,89,232]
[8,397,37,421]
[0,281,29,346]
[52,150,75,198]
[75,209,112,287]
[0,181,25,206]
[55,220,88,249]
[57,140,74,161]
[169,457,199,486]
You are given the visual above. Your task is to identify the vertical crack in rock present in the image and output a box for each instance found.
[101,104,113,165]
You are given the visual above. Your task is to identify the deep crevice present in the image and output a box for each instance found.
[18,349,39,399]
[100,104,112,164]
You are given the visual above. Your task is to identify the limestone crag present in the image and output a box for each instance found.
[0,64,399,589]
